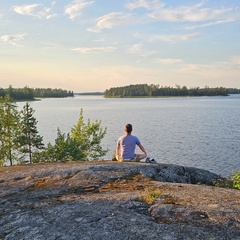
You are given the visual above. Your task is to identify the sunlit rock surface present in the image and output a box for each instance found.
[0,161,239,240]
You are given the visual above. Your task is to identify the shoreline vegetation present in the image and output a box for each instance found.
[104,84,235,98]
[1,85,240,100]
[0,86,74,101]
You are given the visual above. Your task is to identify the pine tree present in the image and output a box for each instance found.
[0,95,21,165]
[39,108,108,162]
[71,108,108,160]
[20,102,44,163]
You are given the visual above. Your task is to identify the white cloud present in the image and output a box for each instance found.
[64,0,94,20]
[185,18,236,30]
[71,46,117,53]
[0,33,26,47]
[13,4,39,15]
[87,1,236,34]
[128,43,143,54]
[13,4,57,19]
[87,12,134,33]
[125,0,165,10]
[150,33,203,43]
[126,0,234,25]
[127,43,155,57]
[156,58,184,64]
[148,3,232,22]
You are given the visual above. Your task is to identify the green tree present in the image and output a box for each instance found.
[39,109,108,162]
[19,102,44,163]
[0,95,21,165]
[39,129,81,162]
[71,109,108,160]
[232,171,240,190]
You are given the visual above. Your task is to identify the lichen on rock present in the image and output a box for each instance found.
[0,161,239,240]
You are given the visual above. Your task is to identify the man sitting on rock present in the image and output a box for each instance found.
[115,123,147,162]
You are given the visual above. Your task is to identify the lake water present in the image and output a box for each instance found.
[17,95,240,177]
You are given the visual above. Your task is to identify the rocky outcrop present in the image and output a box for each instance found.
[0,161,239,240]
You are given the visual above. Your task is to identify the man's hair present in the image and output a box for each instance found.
[125,124,132,133]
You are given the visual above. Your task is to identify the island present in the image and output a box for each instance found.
[104,84,229,97]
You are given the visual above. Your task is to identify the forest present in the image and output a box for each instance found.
[0,86,74,100]
[0,95,107,166]
[104,84,229,97]
[228,88,240,94]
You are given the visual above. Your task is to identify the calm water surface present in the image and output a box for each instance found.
[17,95,240,177]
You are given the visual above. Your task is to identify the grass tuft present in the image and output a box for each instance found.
[139,189,163,204]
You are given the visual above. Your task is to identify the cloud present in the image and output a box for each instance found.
[125,0,165,10]
[185,18,236,30]
[64,0,94,20]
[87,1,236,34]
[148,2,232,22]
[126,1,234,25]
[71,46,117,53]
[150,33,203,43]
[0,33,26,47]
[156,58,184,64]
[87,12,134,33]
[128,43,143,54]
[127,43,155,56]
[13,4,57,19]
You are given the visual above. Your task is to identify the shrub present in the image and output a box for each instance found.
[232,171,240,190]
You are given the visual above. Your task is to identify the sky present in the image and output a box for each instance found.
[0,0,240,92]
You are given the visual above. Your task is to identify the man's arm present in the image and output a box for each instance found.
[138,144,147,155]
[116,144,120,157]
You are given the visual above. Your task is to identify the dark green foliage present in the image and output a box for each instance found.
[0,86,34,100]
[0,86,73,100]
[104,84,229,97]
[213,178,233,189]
[36,109,108,162]
[0,96,107,164]
[228,88,240,94]
[36,129,84,162]
[33,88,74,98]
[19,103,44,163]
[0,95,22,165]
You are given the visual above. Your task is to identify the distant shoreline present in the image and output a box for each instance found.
[75,92,104,96]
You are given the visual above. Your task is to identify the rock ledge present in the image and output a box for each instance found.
[0,161,239,240]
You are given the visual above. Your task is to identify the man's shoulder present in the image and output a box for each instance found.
[118,135,126,141]
[119,135,126,139]
[132,135,140,144]
[118,135,139,141]
[131,135,139,140]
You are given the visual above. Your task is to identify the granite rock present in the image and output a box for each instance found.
[0,161,239,240]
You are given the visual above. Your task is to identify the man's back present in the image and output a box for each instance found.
[117,135,140,159]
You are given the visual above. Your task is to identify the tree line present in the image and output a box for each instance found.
[0,95,108,166]
[0,86,74,101]
[104,84,229,97]
[228,88,240,94]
